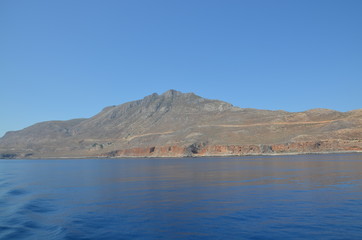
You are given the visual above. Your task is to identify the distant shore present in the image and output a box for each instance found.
[2,150,362,160]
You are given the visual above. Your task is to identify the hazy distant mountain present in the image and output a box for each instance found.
[1,90,361,158]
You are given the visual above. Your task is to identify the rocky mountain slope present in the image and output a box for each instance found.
[1,90,361,158]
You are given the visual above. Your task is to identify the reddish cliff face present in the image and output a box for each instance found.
[105,145,187,158]
[102,140,362,158]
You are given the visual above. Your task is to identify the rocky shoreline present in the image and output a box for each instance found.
[2,151,362,160]
[2,140,361,159]
[100,140,362,158]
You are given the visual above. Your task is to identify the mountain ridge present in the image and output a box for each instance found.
[1,90,361,158]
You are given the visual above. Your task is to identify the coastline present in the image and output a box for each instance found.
[2,150,362,160]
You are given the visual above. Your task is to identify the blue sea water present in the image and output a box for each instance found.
[1,153,362,239]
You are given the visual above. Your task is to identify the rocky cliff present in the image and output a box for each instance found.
[1,90,361,158]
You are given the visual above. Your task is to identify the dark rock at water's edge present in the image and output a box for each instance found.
[0,153,18,159]
[0,90,361,159]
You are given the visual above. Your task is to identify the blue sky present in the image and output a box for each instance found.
[1,0,361,137]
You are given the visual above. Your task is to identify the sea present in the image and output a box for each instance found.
[1,153,362,240]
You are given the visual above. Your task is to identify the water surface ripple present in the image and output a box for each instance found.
[1,153,362,239]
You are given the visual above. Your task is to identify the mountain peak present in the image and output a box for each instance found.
[161,89,183,98]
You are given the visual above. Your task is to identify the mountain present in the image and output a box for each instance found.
[1,90,361,158]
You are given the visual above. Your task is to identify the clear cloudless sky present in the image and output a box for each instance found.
[1,0,361,137]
